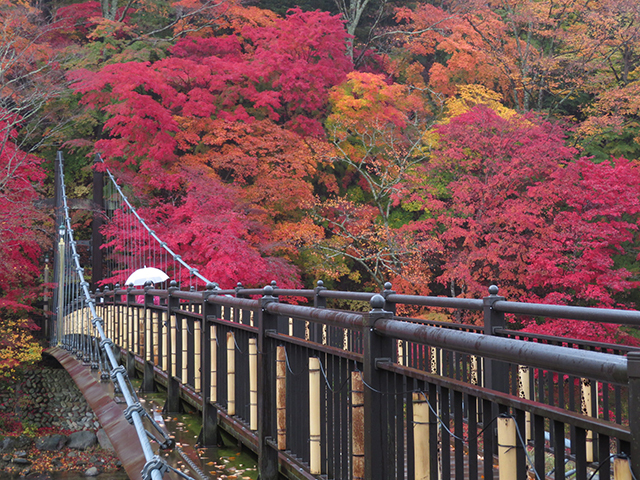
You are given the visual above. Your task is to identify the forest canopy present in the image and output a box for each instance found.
[3,0,640,345]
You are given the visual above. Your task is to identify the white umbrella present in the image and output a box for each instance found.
[125,267,169,286]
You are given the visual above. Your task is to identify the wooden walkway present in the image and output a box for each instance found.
[46,346,147,480]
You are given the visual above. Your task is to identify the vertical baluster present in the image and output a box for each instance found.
[309,357,321,475]
[249,338,258,430]
[276,346,286,450]
[352,372,365,480]
[413,392,430,480]
[227,331,235,416]
[194,319,201,392]
[498,415,517,480]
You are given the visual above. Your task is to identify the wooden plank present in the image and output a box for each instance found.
[46,347,146,480]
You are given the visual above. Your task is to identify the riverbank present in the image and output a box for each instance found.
[0,359,124,477]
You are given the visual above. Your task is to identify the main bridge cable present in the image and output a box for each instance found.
[96,154,215,289]
[56,152,195,480]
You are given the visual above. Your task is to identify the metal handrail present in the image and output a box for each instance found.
[55,152,167,480]
[374,316,629,385]
[265,302,365,330]
[493,299,640,324]
[385,293,484,310]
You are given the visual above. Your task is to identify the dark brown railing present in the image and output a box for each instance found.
[83,281,640,480]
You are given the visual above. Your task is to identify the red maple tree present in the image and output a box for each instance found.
[70,6,352,288]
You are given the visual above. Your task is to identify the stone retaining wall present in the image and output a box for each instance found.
[0,366,99,431]
[0,363,123,477]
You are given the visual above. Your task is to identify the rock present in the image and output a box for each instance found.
[2,437,15,452]
[1,436,31,452]
[12,458,31,465]
[36,434,67,451]
[67,431,96,450]
[85,467,99,477]
[15,437,32,450]
[96,429,114,452]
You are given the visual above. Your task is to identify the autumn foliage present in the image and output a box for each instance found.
[2,0,640,350]
[0,0,56,374]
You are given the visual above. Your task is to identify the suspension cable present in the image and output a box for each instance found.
[96,154,216,290]
[55,151,179,480]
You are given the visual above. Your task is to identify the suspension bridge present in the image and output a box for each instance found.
[48,151,640,480]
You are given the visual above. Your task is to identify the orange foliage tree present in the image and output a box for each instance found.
[306,71,438,291]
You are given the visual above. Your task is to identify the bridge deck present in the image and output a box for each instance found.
[46,346,146,480]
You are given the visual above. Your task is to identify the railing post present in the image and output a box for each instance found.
[91,154,104,291]
[627,351,640,476]
[125,281,137,380]
[382,282,401,364]
[258,286,279,480]
[199,283,219,446]
[234,282,243,323]
[165,281,182,414]
[270,280,287,334]
[381,282,396,314]
[142,281,155,393]
[314,280,327,309]
[363,294,395,479]
[483,285,508,394]
[313,280,326,344]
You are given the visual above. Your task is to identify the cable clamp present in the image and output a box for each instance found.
[110,365,127,382]
[92,317,104,327]
[141,455,169,480]
[99,338,114,350]
[123,402,145,425]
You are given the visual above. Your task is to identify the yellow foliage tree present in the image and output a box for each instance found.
[0,319,42,380]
